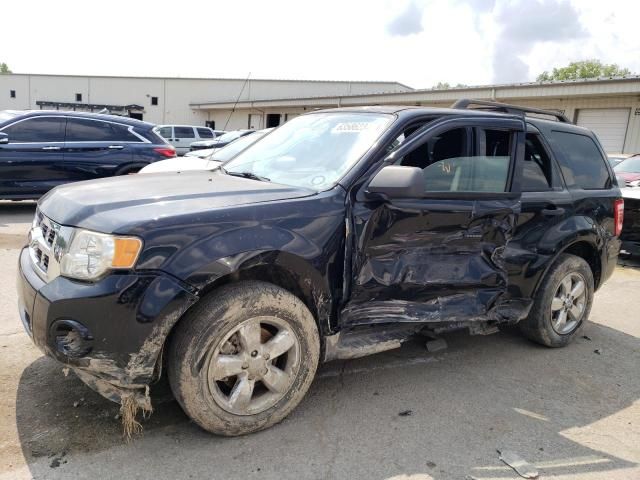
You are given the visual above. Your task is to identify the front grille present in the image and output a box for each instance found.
[29,210,64,282]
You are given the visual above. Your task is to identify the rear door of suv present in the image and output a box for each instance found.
[506,124,576,299]
[172,126,197,155]
[62,117,134,181]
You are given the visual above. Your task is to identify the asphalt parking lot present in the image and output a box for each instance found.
[0,201,639,480]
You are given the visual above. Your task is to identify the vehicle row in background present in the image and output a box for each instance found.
[0,110,175,200]
[140,128,273,174]
[613,154,640,186]
[154,124,223,155]
[189,129,255,152]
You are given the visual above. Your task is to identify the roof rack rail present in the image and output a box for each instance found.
[451,99,571,123]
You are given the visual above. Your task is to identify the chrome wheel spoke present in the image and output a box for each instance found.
[555,309,567,330]
[261,365,291,393]
[571,280,585,299]
[264,330,295,359]
[570,304,583,321]
[211,354,245,380]
[238,321,262,352]
[551,296,564,312]
[561,276,573,295]
[228,375,254,410]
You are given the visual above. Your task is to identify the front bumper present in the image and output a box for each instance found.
[17,247,198,401]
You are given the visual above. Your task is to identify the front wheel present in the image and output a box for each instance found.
[519,253,594,347]
[168,281,320,436]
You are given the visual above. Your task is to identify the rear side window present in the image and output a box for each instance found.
[549,131,610,189]
[522,134,553,191]
[197,128,214,139]
[2,117,65,142]
[157,126,172,138]
[174,126,195,138]
[66,118,140,142]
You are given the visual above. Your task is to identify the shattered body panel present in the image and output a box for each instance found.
[17,247,198,399]
[344,197,532,326]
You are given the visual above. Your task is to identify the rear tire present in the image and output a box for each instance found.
[519,253,594,347]
[168,281,320,436]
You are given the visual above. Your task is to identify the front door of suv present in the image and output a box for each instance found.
[0,116,66,198]
[62,117,134,181]
[344,117,525,327]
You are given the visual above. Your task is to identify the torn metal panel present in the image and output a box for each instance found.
[344,197,527,327]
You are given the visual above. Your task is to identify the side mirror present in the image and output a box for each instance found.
[0,133,8,145]
[367,165,423,198]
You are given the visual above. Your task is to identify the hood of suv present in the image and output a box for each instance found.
[38,170,314,233]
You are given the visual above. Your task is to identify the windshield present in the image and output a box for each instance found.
[615,157,640,173]
[223,112,392,190]
[215,130,245,143]
[210,131,266,162]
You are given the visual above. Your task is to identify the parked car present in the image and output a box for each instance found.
[183,132,259,159]
[140,128,273,174]
[189,129,254,151]
[607,153,635,167]
[614,155,640,187]
[0,110,175,200]
[154,125,222,155]
[620,187,640,256]
[17,101,622,437]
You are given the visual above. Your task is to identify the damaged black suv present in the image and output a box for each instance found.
[17,100,623,436]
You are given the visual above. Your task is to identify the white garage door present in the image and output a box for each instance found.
[577,108,630,153]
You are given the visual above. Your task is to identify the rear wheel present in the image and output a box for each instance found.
[519,253,594,347]
[168,281,320,436]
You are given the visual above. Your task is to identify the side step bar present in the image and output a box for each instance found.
[324,325,420,361]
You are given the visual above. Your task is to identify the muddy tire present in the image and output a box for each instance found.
[519,253,594,347]
[168,281,320,436]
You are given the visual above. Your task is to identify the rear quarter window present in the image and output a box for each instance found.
[549,130,610,189]
[197,128,214,139]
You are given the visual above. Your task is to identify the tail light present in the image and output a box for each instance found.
[614,198,624,236]
[153,147,176,158]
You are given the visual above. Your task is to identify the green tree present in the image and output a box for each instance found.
[432,82,468,90]
[537,59,631,82]
[0,62,11,74]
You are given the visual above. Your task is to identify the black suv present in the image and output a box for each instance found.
[0,110,176,199]
[16,100,623,436]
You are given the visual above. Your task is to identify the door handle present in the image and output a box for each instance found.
[42,146,61,151]
[541,206,565,216]
[108,145,124,150]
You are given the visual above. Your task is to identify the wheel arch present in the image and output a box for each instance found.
[532,237,602,300]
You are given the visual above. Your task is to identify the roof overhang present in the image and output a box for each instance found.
[190,76,640,111]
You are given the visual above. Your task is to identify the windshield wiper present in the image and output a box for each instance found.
[223,168,270,182]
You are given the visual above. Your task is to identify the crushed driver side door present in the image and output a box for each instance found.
[342,116,528,329]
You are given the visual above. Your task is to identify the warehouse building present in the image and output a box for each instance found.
[1,73,639,153]
[0,73,411,127]
[193,76,640,154]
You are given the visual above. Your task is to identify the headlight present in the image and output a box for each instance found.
[629,180,640,187]
[60,230,142,280]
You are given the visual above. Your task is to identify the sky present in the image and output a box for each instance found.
[1,0,639,89]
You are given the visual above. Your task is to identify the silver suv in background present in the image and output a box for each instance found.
[155,125,224,155]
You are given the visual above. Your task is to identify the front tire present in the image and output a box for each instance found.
[168,281,320,436]
[519,253,594,347]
